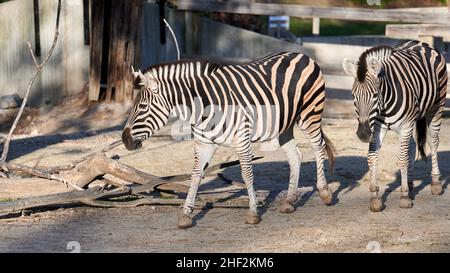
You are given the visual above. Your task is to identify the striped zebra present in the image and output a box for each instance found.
[342,40,448,211]
[122,52,335,228]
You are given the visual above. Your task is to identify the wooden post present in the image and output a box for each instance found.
[88,0,105,101]
[312,17,320,35]
[88,0,143,102]
[418,35,444,52]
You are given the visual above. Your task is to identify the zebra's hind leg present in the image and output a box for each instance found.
[301,125,332,205]
[367,123,387,212]
[398,126,414,209]
[178,140,218,229]
[279,128,301,213]
[234,129,261,225]
[427,114,444,195]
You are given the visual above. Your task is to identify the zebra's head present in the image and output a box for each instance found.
[122,67,171,150]
[343,56,383,143]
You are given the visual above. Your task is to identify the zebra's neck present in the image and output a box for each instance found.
[144,60,220,122]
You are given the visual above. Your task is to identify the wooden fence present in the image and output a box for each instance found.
[174,1,450,24]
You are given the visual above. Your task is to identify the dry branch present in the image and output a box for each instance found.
[0,0,62,163]
[0,154,264,216]
[0,186,130,215]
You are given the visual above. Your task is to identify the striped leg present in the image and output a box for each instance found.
[398,126,414,209]
[302,127,332,205]
[407,136,416,196]
[368,123,387,212]
[428,114,444,195]
[234,128,261,225]
[279,128,302,213]
[178,139,218,229]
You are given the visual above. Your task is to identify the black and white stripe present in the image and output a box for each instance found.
[343,40,448,210]
[123,52,335,228]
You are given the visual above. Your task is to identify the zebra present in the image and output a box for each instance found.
[342,40,448,211]
[122,52,335,228]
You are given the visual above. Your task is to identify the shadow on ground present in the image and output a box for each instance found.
[190,150,450,225]
[0,125,122,161]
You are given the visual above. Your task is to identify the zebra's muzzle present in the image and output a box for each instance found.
[122,127,142,150]
[356,121,372,143]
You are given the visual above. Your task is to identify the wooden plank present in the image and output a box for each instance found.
[312,17,320,35]
[88,0,105,101]
[386,24,450,42]
[174,1,450,24]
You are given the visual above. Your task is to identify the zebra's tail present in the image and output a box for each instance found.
[323,131,336,175]
[416,117,428,161]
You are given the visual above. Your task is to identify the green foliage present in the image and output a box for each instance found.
[290,17,390,36]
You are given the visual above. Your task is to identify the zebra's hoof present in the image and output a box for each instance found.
[177,214,194,229]
[369,197,383,212]
[399,196,413,209]
[431,183,444,196]
[319,189,333,205]
[279,201,295,213]
[245,213,261,225]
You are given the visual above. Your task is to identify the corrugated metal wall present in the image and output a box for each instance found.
[140,3,184,69]
[0,1,181,107]
[0,0,89,107]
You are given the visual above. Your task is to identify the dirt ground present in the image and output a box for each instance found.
[0,100,449,253]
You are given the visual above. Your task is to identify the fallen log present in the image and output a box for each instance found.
[0,154,264,216]
[0,186,130,215]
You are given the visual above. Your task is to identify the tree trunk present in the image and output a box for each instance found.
[88,0,143,102]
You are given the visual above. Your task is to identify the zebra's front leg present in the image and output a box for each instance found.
[398,127,414,209]
[178,140,218,229]
[428,115,444,195]
[234,134,261,225]
[367,124,387,212]
[279,130,301,213]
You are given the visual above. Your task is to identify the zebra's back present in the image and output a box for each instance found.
[194,52,326,143]
[380,41,447,126]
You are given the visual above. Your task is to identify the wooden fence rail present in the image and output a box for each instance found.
[174,0,450,25]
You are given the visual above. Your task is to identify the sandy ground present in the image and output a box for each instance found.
[0,111,449,253]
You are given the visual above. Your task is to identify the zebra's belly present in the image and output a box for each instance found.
[192,117,286,146]
[191,103,292,145]
[192,125,284,145]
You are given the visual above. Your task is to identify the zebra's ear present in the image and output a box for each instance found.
[342,58,357,78]
[367,57,382,77]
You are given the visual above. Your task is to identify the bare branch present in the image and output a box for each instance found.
[163,18,180,61]
[1,0,62,162]
[26,41,39,69]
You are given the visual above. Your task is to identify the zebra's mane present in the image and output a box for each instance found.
[142,59,226,78]
[357,45,392,83]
